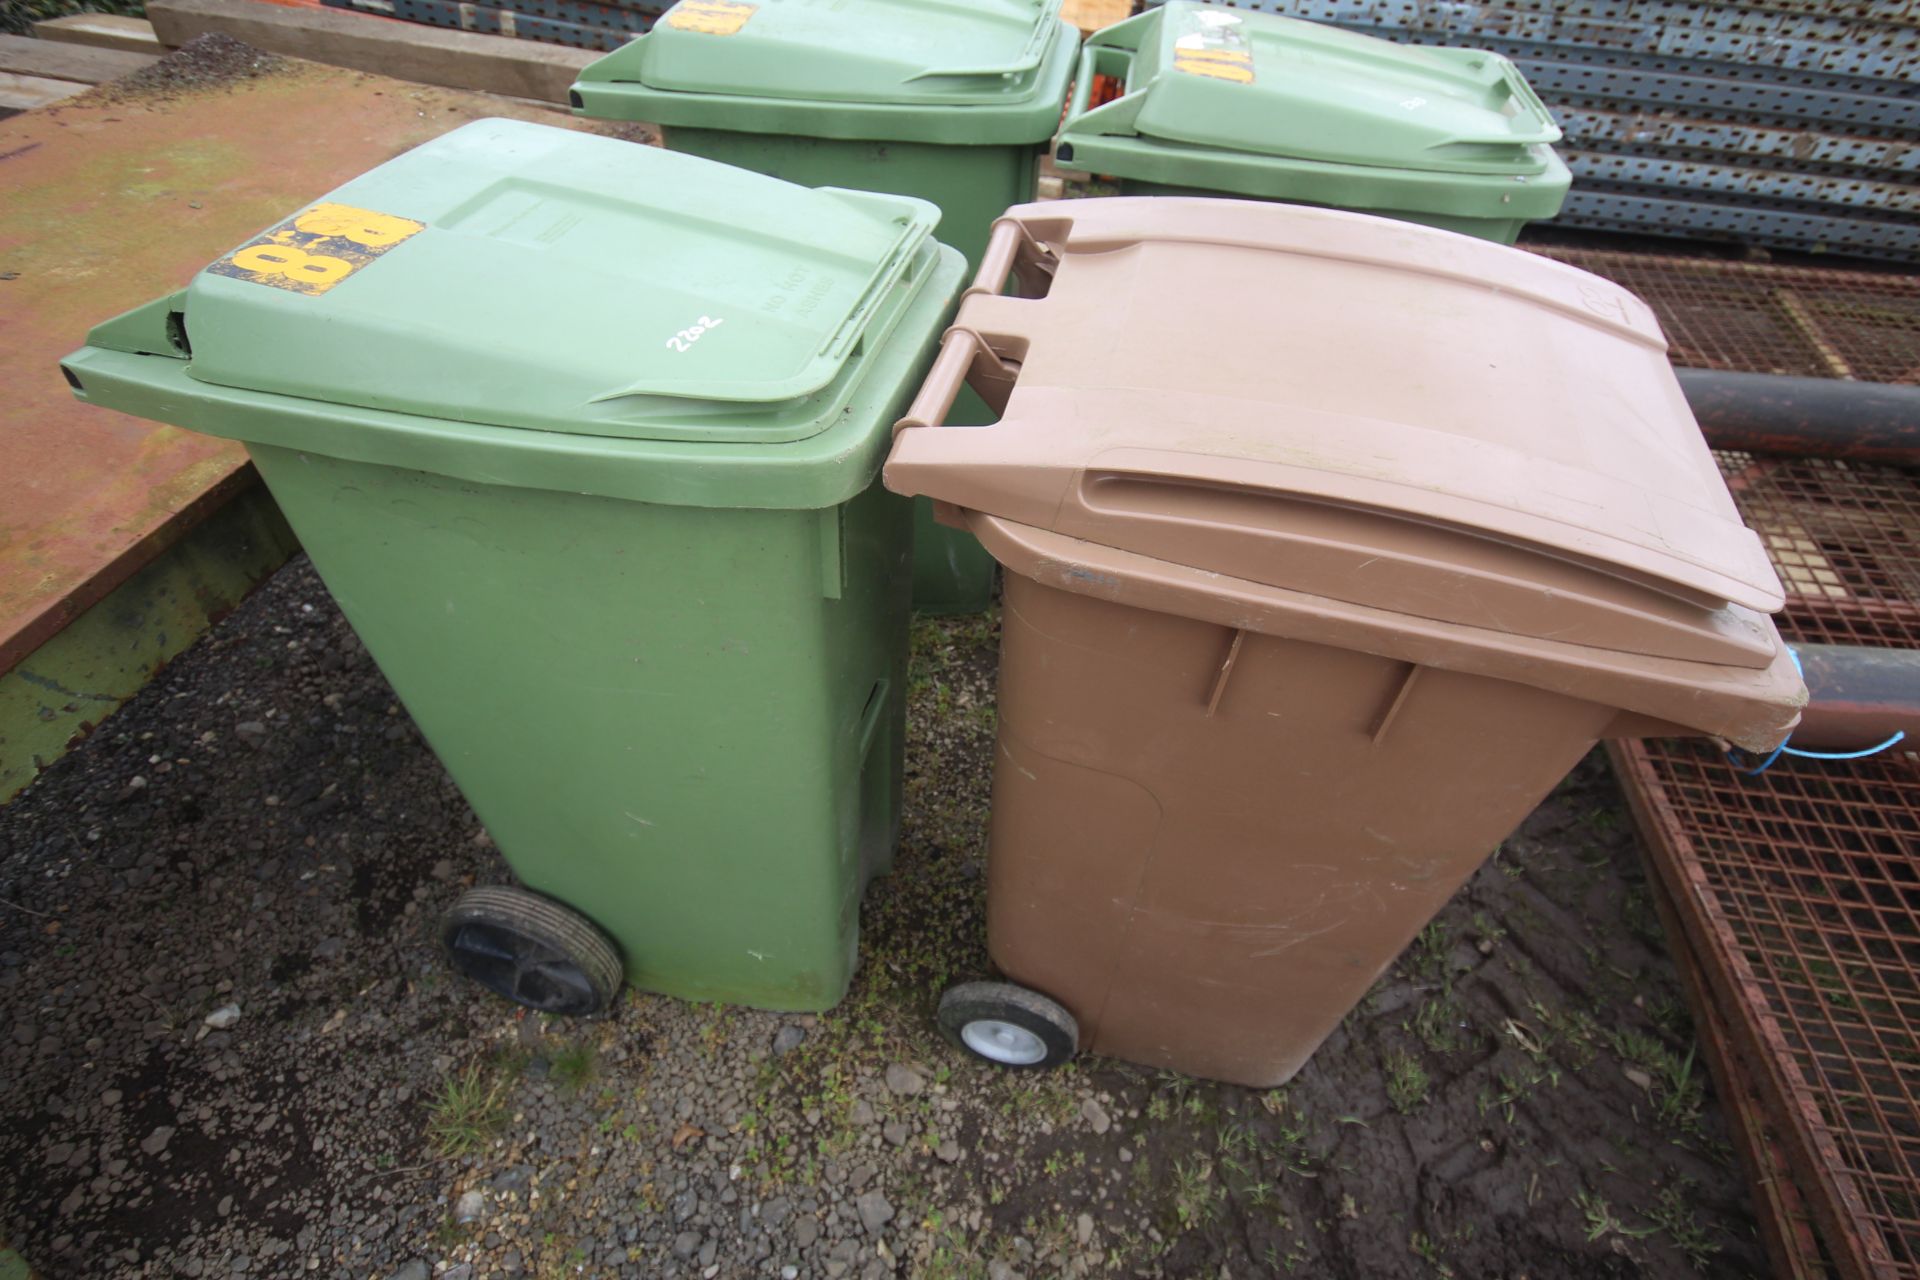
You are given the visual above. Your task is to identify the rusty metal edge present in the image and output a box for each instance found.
[1639,833,1832,1280]
[1605,740,1901,1280]
[0,460,257,678]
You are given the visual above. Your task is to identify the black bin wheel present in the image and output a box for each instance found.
[937,980,1078,1070]
[440,885,623,1016]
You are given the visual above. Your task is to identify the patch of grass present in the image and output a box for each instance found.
[1491,842,1525,879]
[1385,1049,1430,1115]
[1478,1070,1533,1125]
[1409,1231,1456,1278]
[1502,1000,1596,1074]
[1264,1097,1322,1179]
[1405,922,1453,985]
[549,1039,599,1096]
[1609,1030,1706,1137]
[1644,1178,1720,1271]
[426,1063,511,1157]
[919,1223,988,1280]
[1265,1240,1313,1273]
[1409,991,1471,1055]
[1169,1157,1219,1232]
[1574,1189,1657,1245]
[1643,994,1692,1042]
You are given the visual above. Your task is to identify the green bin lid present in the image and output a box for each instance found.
[1058,3,1568,214]
[171,119,942,445]
[571,0,1078,145]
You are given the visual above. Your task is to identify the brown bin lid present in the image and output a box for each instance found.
[886,198,1805,744]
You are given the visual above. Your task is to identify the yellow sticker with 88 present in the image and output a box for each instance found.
[209,203,426,297]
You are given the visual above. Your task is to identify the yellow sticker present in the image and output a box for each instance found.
[208,203,425,297]
[1173,47,1253,83]
[665,0,756,35]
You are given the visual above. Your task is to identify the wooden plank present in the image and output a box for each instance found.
[147,0,596,102]
[0,35,157,84]
[29,14,162,55]
[0,71,87,109]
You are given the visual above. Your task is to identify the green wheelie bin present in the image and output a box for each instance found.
[1056,1,1570,244]
[571,0,1082,614]
[61,119,966,1015]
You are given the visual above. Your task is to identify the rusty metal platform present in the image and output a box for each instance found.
[0,42,638,798]
[1532,248,1920,382]
[1646,860,1836,1280]
[1611,447,1920,1280]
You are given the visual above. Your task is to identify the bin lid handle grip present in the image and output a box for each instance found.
[898,327,1017,431]
[899,3,1060,86]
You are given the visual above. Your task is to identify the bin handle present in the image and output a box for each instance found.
[967,218,1024,302]
[897,218,1051,431]
[900,1,1060,86]
[1487,54,1562,148]
[896,328,1021,431]
[1065,41,1139,129]
[967,216,1059,302]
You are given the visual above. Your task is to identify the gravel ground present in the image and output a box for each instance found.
[1,555,1765,1278]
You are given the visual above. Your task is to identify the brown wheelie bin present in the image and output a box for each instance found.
[884,198,1807,1088]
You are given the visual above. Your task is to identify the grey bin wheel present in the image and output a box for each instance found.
[937,981,1078,1070]
[440,885,623,1017]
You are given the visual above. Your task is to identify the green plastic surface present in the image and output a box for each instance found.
[600,87,1034,610]
[572,0,1078,146]
[62,120,969,1010]
[181,120,942,445]
[1057,1,1569,238]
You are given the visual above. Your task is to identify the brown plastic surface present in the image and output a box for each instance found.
[893,200,1790,649]
[884,199,1807,1087]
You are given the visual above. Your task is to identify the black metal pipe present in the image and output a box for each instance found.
[1791,643,1920,752]
[1678,369,1920,466]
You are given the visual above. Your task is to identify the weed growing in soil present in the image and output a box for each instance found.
[1644,1178,1721,1271]
[426,1063,511,1157]
[1169,1157,1219,1232]
[549,1040,598,1096]
[1409,1230,1456,1277]
[1478,1068,1555,1124]
[1608,1030,1706,1137]
[1410,991,1470,1054]
[1384,1049,1430,1114]
[1575,1189,1658,1245]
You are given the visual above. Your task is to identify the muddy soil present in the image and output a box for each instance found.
[0,556,1763,1278]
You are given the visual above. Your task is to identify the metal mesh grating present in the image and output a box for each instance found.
[1621,740,1920,1278]
[1530,248,1920,382]
[1718,453,1920,647]
[1613,451,1920,1278]
[1646,861,1839,1279]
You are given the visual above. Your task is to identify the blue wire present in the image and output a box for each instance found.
[1779,733,1907,761]
[1738,744,1788,776]
[1727,646,1909,776]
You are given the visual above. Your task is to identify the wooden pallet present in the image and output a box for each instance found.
[147,0,596,101]
[0,29,157,111]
